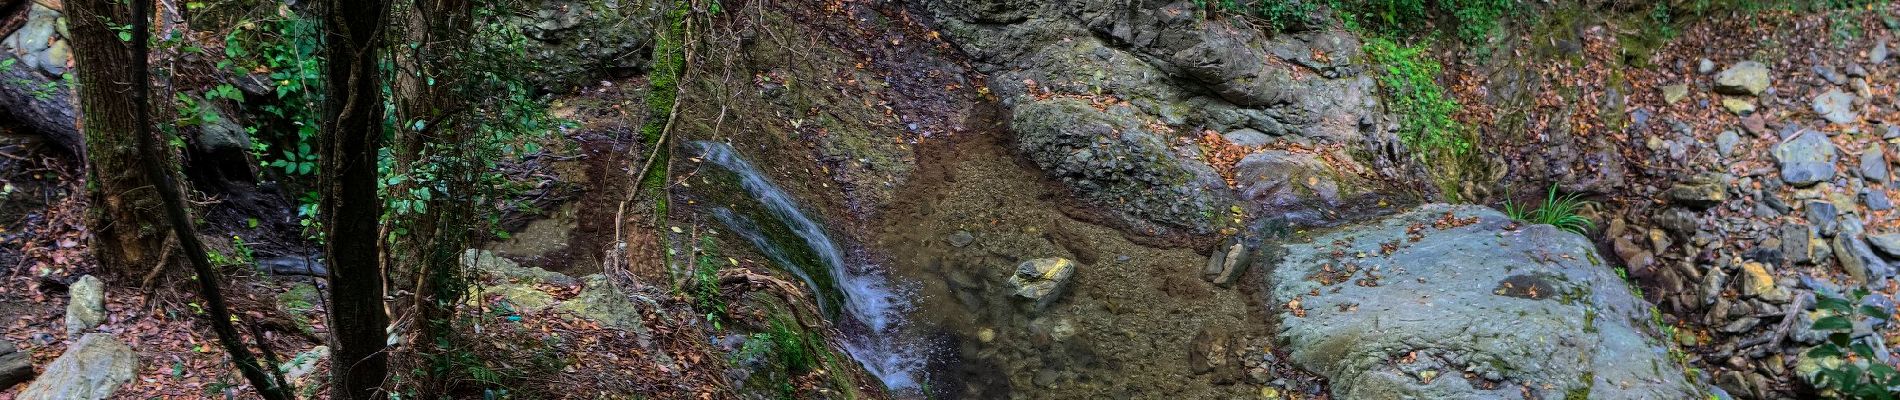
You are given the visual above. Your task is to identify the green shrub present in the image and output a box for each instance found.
[1502,185,1594,235]
[1363,37,1470,158]
[1804,288,1900,400]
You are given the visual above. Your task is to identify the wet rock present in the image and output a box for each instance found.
[1717,130,1741,158]
[1233,150,1375,227]
[1715,61,1772,96]
[947,230,976,248]
[1202,237,1250,287]
[1013,98,1229,234]
[1665,177,1729,209]
[1269,204,1696,399]
[65,275,104,335]
[1740,262,1791,303]
[1723,98,1756,115]
[1774,130,1838,187]
[1834,233,1894,283]
[1812,88,1859,124]
[1815,65,1846,85]
[17,333,136,400]
[1008,257,1077,311]
[0,341,32,390]
[1188,328,1240,382]
[1662,84,1689,105]
[1861,143,1888,185]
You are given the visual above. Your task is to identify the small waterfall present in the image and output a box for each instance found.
[693,141,923,390]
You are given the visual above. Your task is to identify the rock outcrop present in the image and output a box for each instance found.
[1268,204,1698,399]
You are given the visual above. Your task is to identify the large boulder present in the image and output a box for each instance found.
[1268,204,1698,399]
[64,275,104,335]
[17,333,137,400]
[498,0,658,91]
[1011,97,1231,234]
[0,2,81,153]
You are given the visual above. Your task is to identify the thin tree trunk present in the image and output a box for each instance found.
[67,0,168,280]
[319,0,391,398]
[390,0,471,394]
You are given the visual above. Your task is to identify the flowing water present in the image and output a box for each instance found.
[691,141,926,390]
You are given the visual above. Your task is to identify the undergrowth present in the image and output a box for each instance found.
[1502,185,1594,235]
[1804,288,1900,399]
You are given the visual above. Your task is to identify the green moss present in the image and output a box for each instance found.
[1567,371,1595,400]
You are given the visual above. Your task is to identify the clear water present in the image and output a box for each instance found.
[692,141,925,390]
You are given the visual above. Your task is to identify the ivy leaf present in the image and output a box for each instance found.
[1814,315,1854,331]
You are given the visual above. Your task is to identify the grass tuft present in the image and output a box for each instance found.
[1503,185,1594,235]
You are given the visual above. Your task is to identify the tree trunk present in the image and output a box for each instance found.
[67,0,169,279]
[319,0,391,398]
[390,0,471,394]
[0,0,82,154]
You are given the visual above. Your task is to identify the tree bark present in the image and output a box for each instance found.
[66,0,168,279]
[319,0,391,399]
[390,0,471,394]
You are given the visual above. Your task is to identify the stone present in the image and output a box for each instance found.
[1774,130,1839,187]
[0,341,32,389]
[1848,63,1869,78]
[947,230,975,247]
[1861,143,1889,185]
[1815,65,1846,85]
[65,275,104,335]
[1662,84,1689,105]
[17,333,137,400]
[1007,257,1077,311]
[1202,237,1250,287]
[1835,233,1895,283]
[1740,262,1791,303]
[1865,189,1893,211]
[1664,178,1728,209]
[1722,98,1756,115]
[1699,58,1717,74]
[1807,201,1840,237]
[1876,39,1891,64]
[1869,233,1900,257]
[554,274,651,333]
[279,346,328,385]
[1812,88,1859,124]
[1717,130,1741,158]
[1223,128,1271,147]
[464,249,576,286]
[1269,204,1696,399]
[1715,61,1772,96]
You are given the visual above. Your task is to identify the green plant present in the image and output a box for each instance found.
[692,236,727,327]
[1363,37,1470,159]
[1804,288,1900,399]
[1502,185,1595,234]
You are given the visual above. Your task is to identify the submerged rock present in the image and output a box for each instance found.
[65,275,104,335]
[1007,257,1077,311]
[17,333,137,400]
[1268,204,1696,399]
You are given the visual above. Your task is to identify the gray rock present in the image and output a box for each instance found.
[1815,65,1846,85]
[504,0,658,90]
[1202,237,1250,287]
[1848,63,1869,78]
[1808,201,1840,237]
[947,230,976,248]
[1008,258,1077,311]
[1699,58,1717,74]
[1269,204,1696,400]
[1876,40,1891,64]
[463,249,576,286]
[556,274,652,334]
[1862,143,1889,185]
[255,256,326,276]
[1812,88,1860,124]
[1233,150,1374,227]
[0,341,32,390]
[1715,61,1772,96]
[1869,233,1900,257]
[1866,189,1893,211]
[64,275,104,335]
[1774,130,1839,187]
[1835,232,1895,283]
[1717,130,1741,158]
[1222,128,1271,147]
[16,333,137,400]
[278,345,327,385]
[1013,97,1229,234]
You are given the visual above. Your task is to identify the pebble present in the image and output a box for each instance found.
[1875,39,1890,64]
[1699,58,1717,74]
[1716,131,1741,158]
[1722,98,1756,115]
[1806,201,1840,237]
[1812,88,1859,124]
[1815,65,1846,85]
